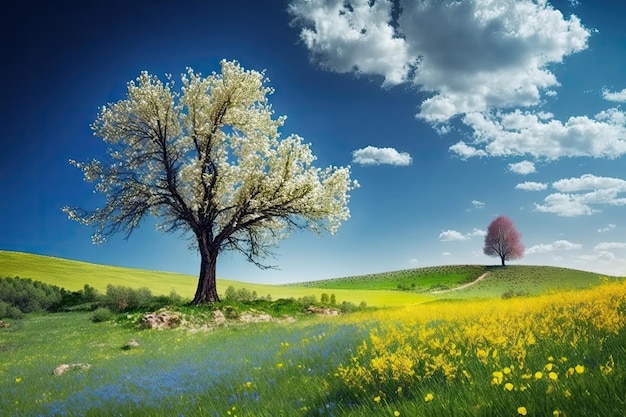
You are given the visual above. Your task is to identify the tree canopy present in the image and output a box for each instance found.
[64,60,357,303]
[483,215,524,266]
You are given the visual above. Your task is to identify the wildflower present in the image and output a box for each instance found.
[276,363,283,369]
[575,365,584,374]
[549,372,558,380]
[394,411,401,416]
[545,363,554,371]
[15,378,22,383]
[559,357,568,363]
[492,371,504,385]
[554,410,563,416]
[564,390,572,398]
[534,371,543,379]
[424,393,434,402]
[503,367,512,375]
[518,406,528,415]
[521,373,532,379]
[548,356,554,362]
[244,381,252,388]
[374,396,381,403]
[567,367,575,376]
[504,383,514,391]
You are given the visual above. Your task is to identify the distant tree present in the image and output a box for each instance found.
[63,60,356,304]
[483,216,524,266]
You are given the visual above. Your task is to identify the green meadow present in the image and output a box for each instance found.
[1,250,625,417]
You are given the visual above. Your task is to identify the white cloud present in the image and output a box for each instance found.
[439,230,469,242]
[594,242,626,251]
[289,0,590,123]
[469,228,486,237]
[598,224,617,233]
[409,258,419,265]
[534,174,626,216]
[526,240,582,255]
[449,141,487,159]
[552,174,626,192]
[451,109,626,160]
[516,181,548,191]
[508,161,536,175]
[351,146,412,166]
[442,252,451,256]
[472,200,485,209]
[602,87,626,103]
[439,228,485,241]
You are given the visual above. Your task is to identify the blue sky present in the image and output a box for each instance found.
[3,0,626,283]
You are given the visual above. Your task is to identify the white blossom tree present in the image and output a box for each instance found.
[63,60,357,304]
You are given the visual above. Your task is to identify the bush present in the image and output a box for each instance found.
[104,285,154,312]
[0,276,64,316]
[91,307,113,323]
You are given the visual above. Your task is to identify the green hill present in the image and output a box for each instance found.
[294,263,617,299]
[0,251,432,307]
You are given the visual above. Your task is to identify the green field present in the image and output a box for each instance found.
[0,251,432,307]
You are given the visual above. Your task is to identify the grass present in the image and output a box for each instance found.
[0,251,432,307]
[436,265,614,299]
[293,265,487,292]
[1,280,625,416]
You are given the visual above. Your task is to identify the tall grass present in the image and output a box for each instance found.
[2,280,625,416]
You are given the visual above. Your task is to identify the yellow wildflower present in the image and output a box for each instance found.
[549,372,558,380]
[504,383,514,391]
[424,393,434,402]
[534,371,543,379]
[545,363,554,371]
[518,406,528,415]
[503,367,512,375]
[374,396,381,403]
[276,363,284,369]
[575,365,585,374]
[394,411,401,416]
[15,378,22,383]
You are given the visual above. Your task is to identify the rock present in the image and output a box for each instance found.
[140,311,182,329]
[212,310,227,325]
[306,306,340,316]
[122,339,140,350]
[239,312,273,323]
[53,363,91,376]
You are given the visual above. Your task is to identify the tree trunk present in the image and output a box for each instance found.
[191,237,220,304]
[501,255,506,266]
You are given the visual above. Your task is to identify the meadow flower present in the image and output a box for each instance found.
[504,383,514,391]
[503,367,512,375]
[534,371,543,379]
[549,372,558,380]
[394,411,400,416]
[545,363,554,371]
[15,377,22,383]
[424,393,434,402]
[276,363,283,369]
[517,406,528,415]
[575,365,585,374]
[374,396,381,403]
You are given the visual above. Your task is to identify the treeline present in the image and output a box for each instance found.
[0,276,183,319]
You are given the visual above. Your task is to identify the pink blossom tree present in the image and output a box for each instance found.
[483,216,524,266]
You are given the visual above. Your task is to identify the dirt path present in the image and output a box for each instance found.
[430,272,490,294]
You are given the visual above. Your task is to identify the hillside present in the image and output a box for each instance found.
[0,251,432,307]
[295,263,615,299]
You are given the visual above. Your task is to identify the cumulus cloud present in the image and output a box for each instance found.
[442,252,451,256]
[439,228,485,241]
[290,0,604,160]
[534,174,626,216]
[508,161,536,175]
[351,146,412,166]
[602,87,626,103]
[516,181,548,191]
[450,109,626,160]
[598,224,617,233]
[290,0,589,119]
[439,230,469,242]
[594,242,626,251]
[526,240,582,254]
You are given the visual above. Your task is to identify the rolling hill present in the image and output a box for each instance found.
[0,251,432,307]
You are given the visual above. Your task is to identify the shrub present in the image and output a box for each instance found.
[91,307,113,323]
[104,285,154,312]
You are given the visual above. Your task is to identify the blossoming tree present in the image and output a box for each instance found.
[63,60,357,304]
[483,215,524,266]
